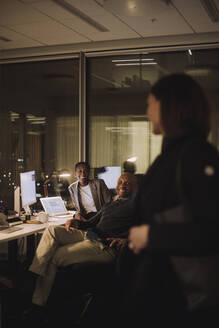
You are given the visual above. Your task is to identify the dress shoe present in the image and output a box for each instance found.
[21,303,47,328]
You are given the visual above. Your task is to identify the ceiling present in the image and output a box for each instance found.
[0,0,219,60]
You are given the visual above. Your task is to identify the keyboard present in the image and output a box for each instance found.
[51,211,75,218]
[0,226,23,234]
[52,213,73,219]
[7,217,23,226]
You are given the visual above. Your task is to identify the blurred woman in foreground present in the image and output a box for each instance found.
[128,73,219,327]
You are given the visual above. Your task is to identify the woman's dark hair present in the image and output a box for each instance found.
[150,73,211,138]
[75,161,90,171]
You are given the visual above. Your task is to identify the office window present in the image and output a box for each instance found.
[0,59,79,210]
[87,55,154,175]
[87,49,219,175]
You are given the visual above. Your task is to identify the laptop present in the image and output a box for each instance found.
[40,196,74,217]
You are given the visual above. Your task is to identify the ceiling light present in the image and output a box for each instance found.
[59,173,71,177]
[52,0,109,32]
[186,69,211,76]
[127,157,137,162]
[30,121,46,125]
[115,62,157,66]
[128,1,137,10]
[188,49,192,56]
[26,115,46,121]
[112,58,155,62]
[58,169,71,178]
[185,65,213,76]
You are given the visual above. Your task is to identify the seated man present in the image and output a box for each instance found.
[68,161,112,220]
[28,173,137,310]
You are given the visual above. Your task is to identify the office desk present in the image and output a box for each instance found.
[0,217,72,272]
[0,217,70,243]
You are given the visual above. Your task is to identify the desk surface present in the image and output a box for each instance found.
[0,217,69,243]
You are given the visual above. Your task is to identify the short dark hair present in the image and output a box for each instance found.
[150,73,211,138]
[123,161,136,174]
[75,162,90,171]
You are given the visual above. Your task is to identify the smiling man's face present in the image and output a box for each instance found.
[75,164,89,186]
[117,174,134,198]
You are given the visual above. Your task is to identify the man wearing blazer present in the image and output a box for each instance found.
[68,162,112,220]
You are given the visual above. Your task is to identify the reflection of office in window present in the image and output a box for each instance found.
[0,59,79,212]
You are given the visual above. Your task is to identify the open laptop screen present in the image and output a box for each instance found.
[40,196,67,216]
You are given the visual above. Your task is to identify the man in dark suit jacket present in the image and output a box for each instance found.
[68,162,111,220]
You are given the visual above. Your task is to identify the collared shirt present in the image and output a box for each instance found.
[79,184,97,213]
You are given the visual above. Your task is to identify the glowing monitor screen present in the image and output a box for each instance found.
[97,166,121,189]
[20,170,36,208]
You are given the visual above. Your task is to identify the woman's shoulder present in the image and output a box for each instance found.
[181,138,219,176]
[182,138,219,159]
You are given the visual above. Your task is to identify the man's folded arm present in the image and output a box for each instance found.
[78,210,102,229]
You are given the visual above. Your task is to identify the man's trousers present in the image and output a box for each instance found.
[29,225,115,306]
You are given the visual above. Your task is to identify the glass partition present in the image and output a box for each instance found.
[1,47,219,210]
[87,48,219,175]
[0,59,79,210]
[87,55,153,176]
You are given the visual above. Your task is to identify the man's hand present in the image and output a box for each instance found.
[106,238,128,251]
[74,212,87,221]
[128,224,150,254]
[65,218,80,232]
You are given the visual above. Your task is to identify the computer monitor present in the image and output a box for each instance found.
[97,166,121,190]
[20,170,36,212]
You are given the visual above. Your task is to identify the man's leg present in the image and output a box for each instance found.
[32,239,115,306]
[29,226,86,276]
